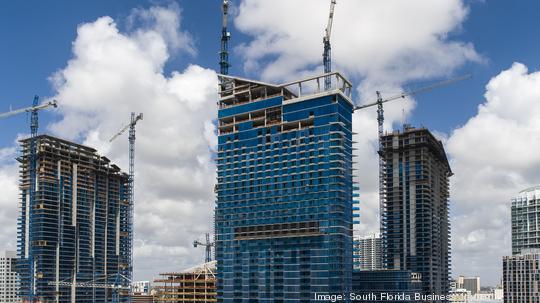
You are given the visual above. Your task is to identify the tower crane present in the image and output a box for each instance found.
[219,0,231,75]
[0,97,57,121]
[323,0,337,90]
[353,74,472,134]
[353,74,471,234]
[0,96,57,302]
[109,112,143,299]
[193,233,214,263]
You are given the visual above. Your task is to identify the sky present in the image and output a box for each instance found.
[1,0,540,286]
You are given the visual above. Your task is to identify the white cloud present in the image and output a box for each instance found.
[447,62,540,283]
[234,0,481,86]
[47,7,218,280]
[0,146,19,253]
[127,3,196,57]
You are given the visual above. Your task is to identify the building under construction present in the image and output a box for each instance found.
[17,135,132,302]
[153,261,216,303]
[380,126,452,298]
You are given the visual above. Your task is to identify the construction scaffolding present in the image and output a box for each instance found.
[153,261,216,303]
[17,135,132,302]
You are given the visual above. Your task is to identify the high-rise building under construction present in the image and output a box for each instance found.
[17,135,132,302]
[380,126,452,298]
[215,72,355,302]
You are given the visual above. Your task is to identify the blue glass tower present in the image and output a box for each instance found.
[380,126,452,298]
[215,73,354,302]
[17,135,131,302]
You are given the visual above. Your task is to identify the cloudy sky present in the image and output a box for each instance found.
[1,0,539,286]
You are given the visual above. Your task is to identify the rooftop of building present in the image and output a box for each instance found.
[381,124,452,175]
[354,233,381,240]
[19,134,97,152]
[519,185,540,194]
[504,249,540,258]
[18,134,126,176]
[512,185,540,204]
[217,71,353,109]
[157,260,216,276]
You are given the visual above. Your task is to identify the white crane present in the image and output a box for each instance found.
[0,99,57,119]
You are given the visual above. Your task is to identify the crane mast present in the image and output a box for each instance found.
[323,0,336,90]
[220,0,231,75]
[0,96,57,302]
[353,74,471,236]
[109,112,143,301]
[29,96,39,303]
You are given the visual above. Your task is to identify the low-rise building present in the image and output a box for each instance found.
[449,289,469,303]
[133,280,152,295]
[457,276,480,295]
[493,288,503,300]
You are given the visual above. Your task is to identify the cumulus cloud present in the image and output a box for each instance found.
[234,0,481,86]
[0,145,20,253]
[127,3,196,57]
[47,7,218,280]
[447,63,540,282]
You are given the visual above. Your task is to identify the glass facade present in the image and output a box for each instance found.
[215,74,354,302]
[380,127,452,298]
[511,186,540,255]
[352,270,422,302]
[17,135,131,302]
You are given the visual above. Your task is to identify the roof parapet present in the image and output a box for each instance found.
[218,71,353,109]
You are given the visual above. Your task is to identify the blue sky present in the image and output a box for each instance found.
[1,0,540,285]
[1,1,539,138]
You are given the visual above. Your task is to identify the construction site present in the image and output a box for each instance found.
[0,86,144,302]
[153,261,216,303]
[0,0,469,302]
